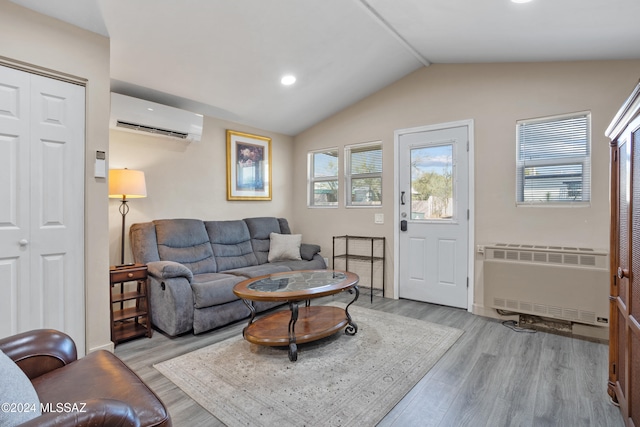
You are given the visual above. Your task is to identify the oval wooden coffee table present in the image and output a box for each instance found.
[233,270,359,361]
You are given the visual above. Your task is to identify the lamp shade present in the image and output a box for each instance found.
[108,169,147,199]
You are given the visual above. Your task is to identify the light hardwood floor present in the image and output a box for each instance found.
[115,293,623,426]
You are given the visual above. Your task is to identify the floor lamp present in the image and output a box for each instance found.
[109,169,147,265]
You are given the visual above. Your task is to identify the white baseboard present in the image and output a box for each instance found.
[88,341,115,354]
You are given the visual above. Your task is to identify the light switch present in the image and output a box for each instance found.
[374,213,384,224]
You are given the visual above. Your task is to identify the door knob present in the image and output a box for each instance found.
[617,267,629,279]
[19,239,29,246]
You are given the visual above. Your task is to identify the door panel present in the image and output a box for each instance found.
[438,239,456,285]
[409,237,426,280]
[398,125,469,308]
[30,73,85,348]
[630,127,640,426]
[0,65,85,352]
[0,66,30,338]
[42,255,65,329]
[615,139,630,411]
[611,118,640,426]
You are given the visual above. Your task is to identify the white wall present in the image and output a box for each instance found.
[0,0,112,352]
[108,116,296,265]
[292,60,640,311]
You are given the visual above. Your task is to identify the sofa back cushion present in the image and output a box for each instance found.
[205,220,258,271]
[130,222,161,264]
[244,217,289,264]
[154,219,218,274]
[277,218,291,234]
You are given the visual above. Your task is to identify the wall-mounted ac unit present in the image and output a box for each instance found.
[483,243,609,327]
[110,93,203,142]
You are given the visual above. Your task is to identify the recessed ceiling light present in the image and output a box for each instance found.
[147,107,154,111]
[281,75,296,86]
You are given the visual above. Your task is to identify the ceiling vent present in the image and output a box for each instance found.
[109,93,203,142]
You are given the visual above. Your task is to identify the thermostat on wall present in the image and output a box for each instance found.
[95,151,106,178]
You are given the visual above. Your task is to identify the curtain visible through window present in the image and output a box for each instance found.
[516,112,591,205]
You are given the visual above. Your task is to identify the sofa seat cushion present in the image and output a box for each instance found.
[269,255,327,271]
[31,350,170,427]
[191,273,246,308]
[225,264,291,278]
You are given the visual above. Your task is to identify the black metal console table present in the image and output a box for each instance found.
[332,235,385,302]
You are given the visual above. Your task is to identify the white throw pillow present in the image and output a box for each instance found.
[268,233,302,262]
[0,350,41,426]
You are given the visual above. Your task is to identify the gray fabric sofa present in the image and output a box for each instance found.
[129,217,325,336]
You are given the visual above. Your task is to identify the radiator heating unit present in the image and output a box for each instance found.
[483,243,609,327]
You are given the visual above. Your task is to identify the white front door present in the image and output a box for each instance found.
[397,123,469,308]
[0,65,85,351]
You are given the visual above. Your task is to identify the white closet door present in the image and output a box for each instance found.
[0,65,85,353]
[0,65,30,337]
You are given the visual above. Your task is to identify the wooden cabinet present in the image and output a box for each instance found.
[109,264,152,345]
[606,81,640,427]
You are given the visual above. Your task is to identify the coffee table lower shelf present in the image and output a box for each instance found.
[243,305,348,347]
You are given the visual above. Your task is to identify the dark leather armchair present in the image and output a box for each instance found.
[0,329,171,426]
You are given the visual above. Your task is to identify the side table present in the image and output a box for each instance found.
[109,263,152,345]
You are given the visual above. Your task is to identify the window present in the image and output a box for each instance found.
[410,144,453,219]
[516,112,591,205]
[308,148,338,207]
[345,142,382,207]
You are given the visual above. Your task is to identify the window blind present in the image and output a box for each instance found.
[516,113,591,204]
[346,142,382,206]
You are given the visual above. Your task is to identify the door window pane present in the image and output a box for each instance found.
[410,144,453,220]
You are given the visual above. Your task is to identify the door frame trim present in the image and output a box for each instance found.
[393,119,475,312]
[0,56,87,86]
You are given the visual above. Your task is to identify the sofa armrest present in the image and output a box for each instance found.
[300,243,321,261]
[0,329,77,380]
[19,399,141,427]
[147,260,193,282]
[148,276,195,336]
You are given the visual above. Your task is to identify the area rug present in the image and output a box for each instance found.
[154,303,463,427]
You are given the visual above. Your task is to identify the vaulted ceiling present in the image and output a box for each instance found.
[11,0,640,135]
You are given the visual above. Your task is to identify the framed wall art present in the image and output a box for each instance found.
[226,130,272,200]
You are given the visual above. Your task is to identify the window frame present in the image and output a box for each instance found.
[307,147,339,208]
[516,111,591,207]
[344,141,383,208]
